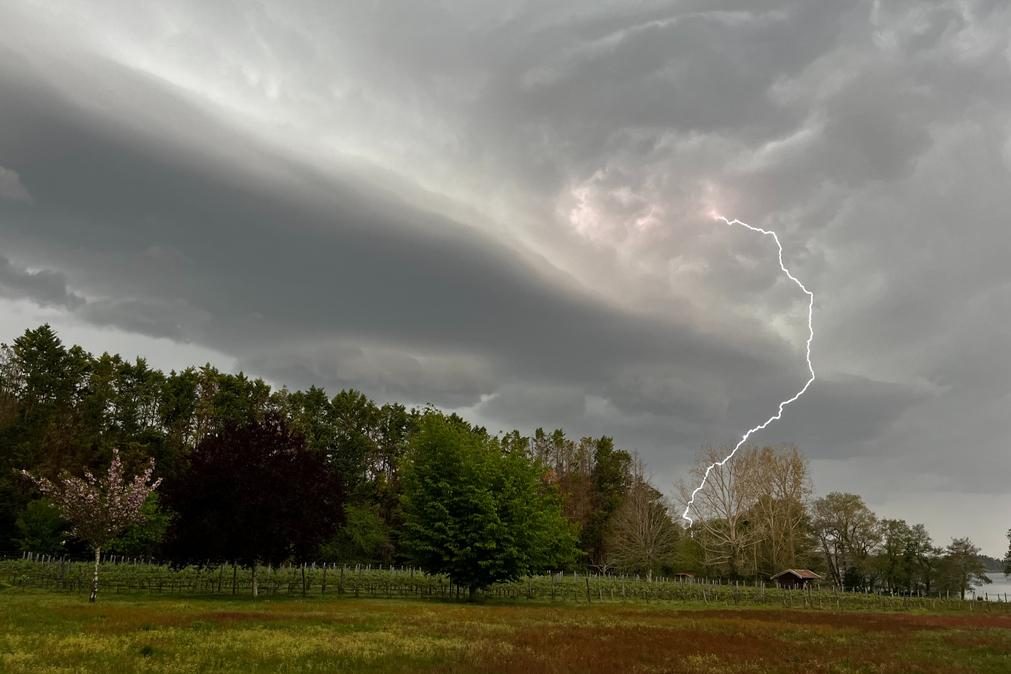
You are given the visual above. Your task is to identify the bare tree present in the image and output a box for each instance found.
[22,449,161,602]
[607,458,678,578]
[679,446,763,578]
[742,446,811,572]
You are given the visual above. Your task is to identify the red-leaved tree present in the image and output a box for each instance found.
[21,449,161,602]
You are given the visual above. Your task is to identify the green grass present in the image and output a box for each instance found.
[3,589,1011,673]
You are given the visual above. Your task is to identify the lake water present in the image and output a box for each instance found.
[972,572,1011,601]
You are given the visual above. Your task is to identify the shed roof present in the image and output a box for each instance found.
[770,568,823,580]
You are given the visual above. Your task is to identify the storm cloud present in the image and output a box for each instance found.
[1,0,1008,552]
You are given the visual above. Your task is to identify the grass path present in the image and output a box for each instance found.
[2,591,1010,673]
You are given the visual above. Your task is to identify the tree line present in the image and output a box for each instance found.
[680,446,1002,599]
[1,325,1005,600]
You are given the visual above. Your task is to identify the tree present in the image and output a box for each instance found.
[811,492,880,589]
[164,414,344,596]
[329,389,380,494]
[905,524,938,594]
[679,446,763,578]
[21,448,161,601]
[15,499,67,554]
[320,503,391,563]
[606,458,679,577]
[943,537,990,600]
[531,430,594,542]
[742,446,811,573]
[875,519,914,592]
[105,494,171,557]
[400,413,576,600]
[0,326,92,551]
[368,402,416,555]
[582,437,632,568]
[1004,529,1010,576]
[870,520,938,594]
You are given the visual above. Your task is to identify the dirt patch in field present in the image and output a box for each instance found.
[687,609,1011,632]
[438,609,1005,674]
[201,610,293,623]
[463,624,782,674]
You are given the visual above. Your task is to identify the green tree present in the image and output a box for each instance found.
[530,430,594,540]
[15,499,67,554]
[320,503,391,563]
[943,537,990,600]
[811,492,880,589]
[871,519,937,594]
[369,402,416,551]
[875,519,914,592]
[105,494,171,558]
[329,389,379,494]
[582,437,631,568]
[401,413,576,600]
[904,524,937,594]
[1004,529,1010,576]
[155,367,200,480]
[280,386,336,455]
[0,326,92,550]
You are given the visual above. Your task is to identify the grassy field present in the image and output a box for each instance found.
[2,590,1011,673]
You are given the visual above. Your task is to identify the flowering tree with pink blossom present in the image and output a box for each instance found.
[22,449,162,602]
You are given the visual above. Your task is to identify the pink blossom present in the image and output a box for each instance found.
[21,449,162,549]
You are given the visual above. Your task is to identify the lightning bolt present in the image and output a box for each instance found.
[680,214,815,526]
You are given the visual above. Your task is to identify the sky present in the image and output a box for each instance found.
[0,0,1009,554]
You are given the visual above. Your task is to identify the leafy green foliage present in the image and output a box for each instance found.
[320,503,391,563]
[401,414,577,597]
[1004,529,1010,576]
[940,537,990,600]
[582,437,631,567]
[106,494,172,557]
[15,499,67,554]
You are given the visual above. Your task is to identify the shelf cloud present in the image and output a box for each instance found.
[1,0,1009,552]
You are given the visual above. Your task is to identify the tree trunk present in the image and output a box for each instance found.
[89,547,101,603]
[252,563,258,598]
[468,585,478,602]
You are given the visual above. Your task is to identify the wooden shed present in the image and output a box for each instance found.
[770,569,822,589]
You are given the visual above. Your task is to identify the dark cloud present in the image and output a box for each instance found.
[0,45,800,428]
[78,297,211,343]
[238,343,498,409]
[1,0,1009,552]
[744,374,932,459]
[0,255,83,309]
[0,165,32,202]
